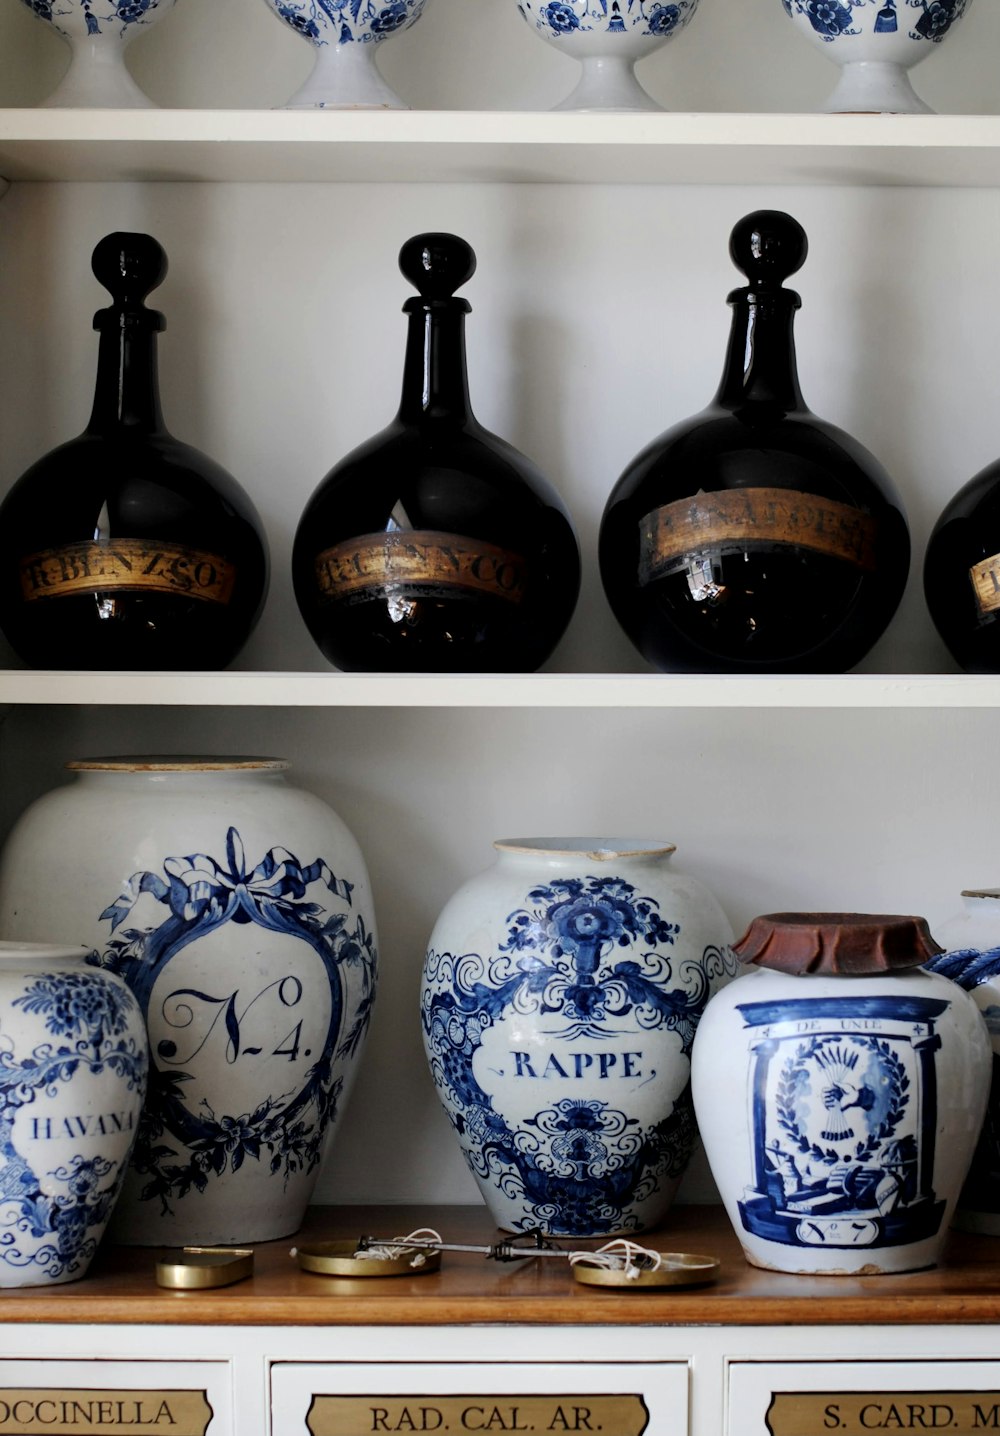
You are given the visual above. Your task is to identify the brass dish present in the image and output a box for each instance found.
[292,1240,441,1278]
[571,1251,719,1289]
[155,1246,254,1290]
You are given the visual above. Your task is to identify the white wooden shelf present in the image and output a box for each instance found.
[2,109,1000,187]
[0,669,991,708]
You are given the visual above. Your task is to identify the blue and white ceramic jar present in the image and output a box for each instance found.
[0,758,378,1246]
[514,0,700,111]
[781,0,974,114]
[926,890,1000,1236]
[15,0,179,107]
[260,0,429,108]
[0,941,146,1286]
[421,838,738,1236]
[693,913,991,1274]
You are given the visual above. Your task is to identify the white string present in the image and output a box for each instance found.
[568,1238,662,1281]
[361,1228,444,1268]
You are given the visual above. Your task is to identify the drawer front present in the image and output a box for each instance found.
[0,1359,232,1436]
[271,1362,688,1436]
[728,1360,1000,1436]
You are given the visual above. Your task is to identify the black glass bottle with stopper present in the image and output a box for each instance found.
[599,210,910,674]
[924,463,1000,672]
[0,232,269,670]
[292,232,581,672]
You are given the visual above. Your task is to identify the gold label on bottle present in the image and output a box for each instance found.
[0,1388,213,1435]
[314,531,528,607]
[970,553,1000,616]
[638,487,878,586]
[18,540,236,606]
[306,1394,649,1436]
[766,1391,1000,1435]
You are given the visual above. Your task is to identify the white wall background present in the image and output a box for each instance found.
[0,0,997,1209]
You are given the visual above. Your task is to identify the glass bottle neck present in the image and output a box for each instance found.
[397,302,474,424]
[714,290,805,414]
[87,315,165,434]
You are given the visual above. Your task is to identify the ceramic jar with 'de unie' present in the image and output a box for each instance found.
[692,913,991,1274]
[0,759,378,1246]
[421,838,738,1237]
[0,942,146,1286]
[925,890,1000,1235]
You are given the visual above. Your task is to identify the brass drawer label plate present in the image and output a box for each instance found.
[0,1388,213,1435]
[767,1390,1000,1435]
[307,1394,649,1436]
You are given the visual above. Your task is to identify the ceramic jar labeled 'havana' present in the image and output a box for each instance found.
[0,759,378,1246]
[421,838,738,1236]
[925,890,1000,1235]
[692,913,991,1274]
[0,942,146,1286]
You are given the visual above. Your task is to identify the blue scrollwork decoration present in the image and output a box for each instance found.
[91,827,377,1216]
[423,873,736,1235]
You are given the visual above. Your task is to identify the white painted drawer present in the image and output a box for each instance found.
[270,1361,688,1436]
[728,1360,1000,1436]
[0,1358,232,1436]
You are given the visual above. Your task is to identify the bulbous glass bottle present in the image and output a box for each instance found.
[292,233,581,673]
[924,464,1000,672]
[599,210,911,674]
[0,233,269,671]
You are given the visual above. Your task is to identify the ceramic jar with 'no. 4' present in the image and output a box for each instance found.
[421,838,738,1237]
[692,912,991,1274]
[0,758,378,1247]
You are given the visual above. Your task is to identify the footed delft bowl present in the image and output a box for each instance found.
[17,0,179,107]
[782,0,974,114]
[262,0,429,109]
[515,0,700,111]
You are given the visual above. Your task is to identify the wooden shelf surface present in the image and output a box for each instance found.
[3,1205,1000,1328]
[1,110,1000,188]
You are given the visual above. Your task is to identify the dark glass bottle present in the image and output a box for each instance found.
[0,233,269,670]
[924,466,1000,672]
[292,232,581,673]
[599,210,910,674]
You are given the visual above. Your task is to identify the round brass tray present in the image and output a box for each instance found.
[292,1240,442,1278]
[571,1251,719,1289]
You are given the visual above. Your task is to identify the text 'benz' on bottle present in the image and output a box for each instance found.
[292,232,581,673]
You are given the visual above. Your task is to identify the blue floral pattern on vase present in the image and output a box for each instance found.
[786,0,968,41]
[422,873,737,1236]
[0,966,145,1283]
[18,0,168,37]
[734,994,950,1250]
[91,827,377,1217]
[265,0,426,48]
[520,0,695,39]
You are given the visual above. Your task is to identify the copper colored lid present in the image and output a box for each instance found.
[734,912,943,976]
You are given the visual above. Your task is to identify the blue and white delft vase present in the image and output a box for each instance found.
[15,0,179,108]
[514,0,700,111]
[781,0,973,113]
[421,838,738,1236]
[0,758,378,1246]
[926,889,1000,1236]
[260,0,429,109]
[692,912,991,1274]
[0,941,146,1287]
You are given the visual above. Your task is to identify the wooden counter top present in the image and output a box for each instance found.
[3,1205,1000,1328]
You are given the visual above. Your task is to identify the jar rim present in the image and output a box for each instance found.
[66,756,289,773]
[494,838,676,860]
[0,941,94,964]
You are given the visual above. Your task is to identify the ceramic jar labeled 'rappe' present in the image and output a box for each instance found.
[926,890,1000,1235]
[0,942,146,1287]
[421,838,738,1237]
[0,759,378,1247]
[692,913,991,1275]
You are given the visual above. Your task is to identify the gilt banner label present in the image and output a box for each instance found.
[313,531,527,607]
[306,1395,649,1436]
[638,487,878,586]
[970,554,1000,616]
[19,540,235,605]
[0,1388,213,1435]
[766,1391,1000,1434]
